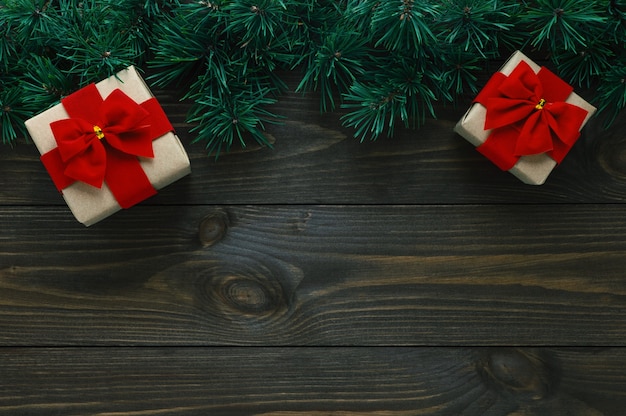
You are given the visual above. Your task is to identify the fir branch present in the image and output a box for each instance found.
[596,62,626,127]
[370,0,438,53]
[138,0,178,18]
[149,11,221,88]
[436,48,482,98]
[0,0,145,144]
[435,0,515,58]
[280,0,344,68]
[608,0,626,43]
[188,85,281,158]
[296,29,369,113]
[341,82,407,143]
[21,55,75,109]
[57,27,135,85]
[4,0,58,54]
[53,1,136,82]
[150,0,291,157]
[555,42,614,88]
[175,0,225,31]
[522,0,606,52]
[113,0,180,64]
[0,0,625,151]
[224,0,286,49]
[0,18,19,73]
[341,56,436,142]
[0,86,36,144]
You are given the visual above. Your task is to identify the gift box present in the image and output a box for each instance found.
[454,50,596,185]
[25,66,191,226]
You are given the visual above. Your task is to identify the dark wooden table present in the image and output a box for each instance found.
[1,73,625,415]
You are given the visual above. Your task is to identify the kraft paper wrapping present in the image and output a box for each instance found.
[454,51,596,185]
[25,66,191,226]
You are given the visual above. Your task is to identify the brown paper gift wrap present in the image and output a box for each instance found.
[25,66,191,226]
[454,50,596,185]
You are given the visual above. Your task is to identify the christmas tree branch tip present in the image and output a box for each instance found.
[0,0,624,154]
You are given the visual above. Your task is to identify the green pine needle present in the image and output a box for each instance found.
[188,86,281,159]
[341,58,436,142]
[433,48,481,99]
[596,63,626,127]
[21,55,75,108]
[0,86,36,144]
[0,0,625,149]
[371,1,437,53]
[555,43,613,88]
[224,0,286,48]
[149,13,220,88]
[296,30,369,113]
[436,0,515,57]
[523,0,606,52]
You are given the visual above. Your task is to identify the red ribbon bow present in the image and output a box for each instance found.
[51,89,154,188]
[40,83,174,209]
[474,60,589,171]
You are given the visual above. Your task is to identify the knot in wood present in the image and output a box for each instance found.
[223,277,273,314]
[211,274,285,319]
[199,255,298,325]
[596,127,626,181]
[198,211,229,247]
[478,348,556,402]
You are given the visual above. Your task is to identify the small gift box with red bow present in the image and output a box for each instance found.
[454,50,596,185]
[25,66,191,226]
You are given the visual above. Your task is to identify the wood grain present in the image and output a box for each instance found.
[0,347,624,415]
[1,205,624,345]
[2,69,626,415]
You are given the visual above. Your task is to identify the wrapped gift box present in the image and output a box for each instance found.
[454,50,596,185]
[25,66,191,226]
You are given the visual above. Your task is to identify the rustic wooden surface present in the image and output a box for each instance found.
[1,72,626,414]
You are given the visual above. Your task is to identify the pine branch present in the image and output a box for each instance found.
[21,55,75,109]
[555,42,614,88]
[436,48,482,98]
[296,29,369,113]
[149,10,221,89]
[188,84,281,158]
[370,0,438,53]
[435,0,517,58]
[521,0,606,52]
[1,0,626,151]
[0,86,36,144]
[596,60,626,127]
[5,0,58,54]
[116,0,180,64]
[149,0,295,157]
[341,53,437,142]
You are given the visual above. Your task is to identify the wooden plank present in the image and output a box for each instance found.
[0,347,623,415]
[2,85,626,206]
[1,205,624,345]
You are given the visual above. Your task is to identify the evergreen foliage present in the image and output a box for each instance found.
[0,0,625,155]
[0,0,169,144]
